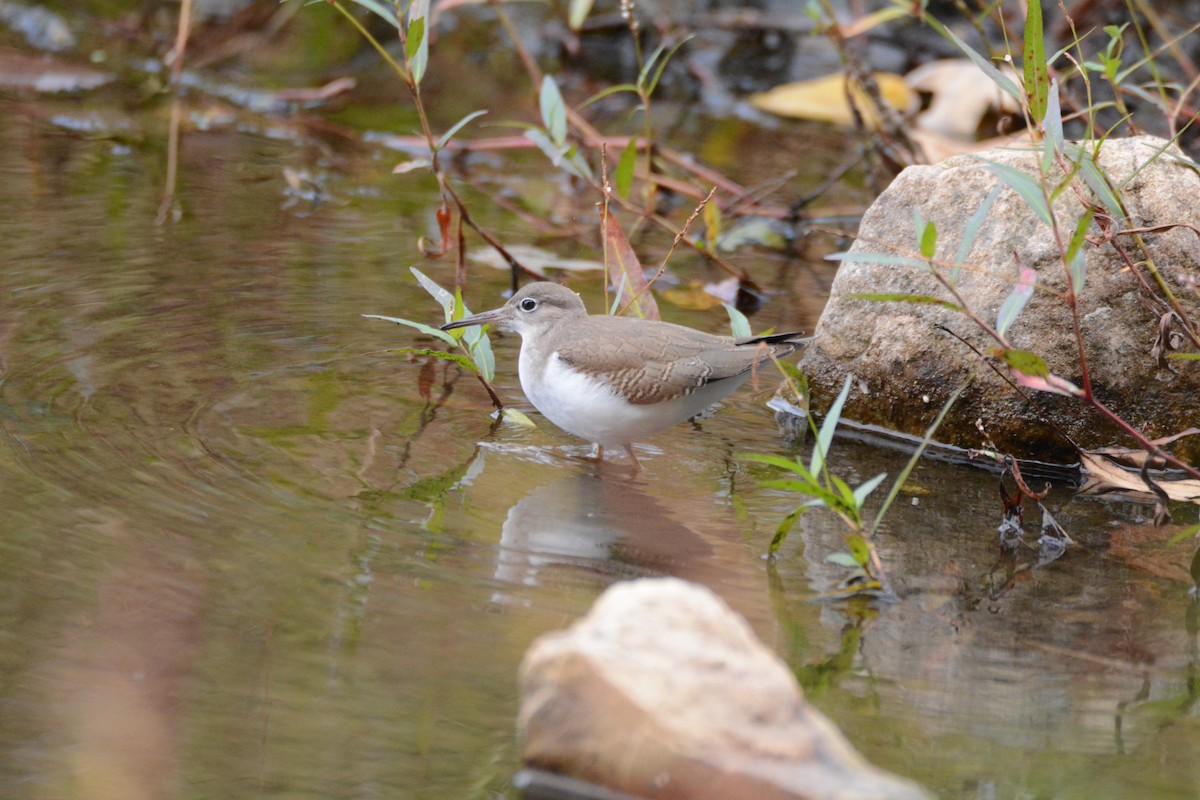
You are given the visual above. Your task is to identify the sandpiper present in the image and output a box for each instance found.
[442,282,807,468]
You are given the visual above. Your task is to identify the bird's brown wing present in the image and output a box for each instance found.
[555,317,803,406]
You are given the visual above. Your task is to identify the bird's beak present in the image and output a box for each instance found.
[440,305,509,332]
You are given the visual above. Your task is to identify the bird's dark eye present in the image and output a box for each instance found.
[519,298,538,312]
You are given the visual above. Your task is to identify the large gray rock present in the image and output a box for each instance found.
[518,578,931,800]
[800,135,1200,464]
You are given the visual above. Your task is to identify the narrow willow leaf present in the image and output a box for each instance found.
[985,161,1053,226]
[1042,79,1063,154]
[362,314,458,346]
[996,266,1037,337]
[499,407,537,428]
[1166,521,1200,546]
[1066,145,1125,218]
[1023,0,1048,124]
[567,0,595,30]
[346,0,398,26]
[739,452,807,473]
[615,137,638,200]
[579,83,639,108]
[540,75,568,147]
[1065,209,1094,296]
[1169,353,1200,360]
[436,109,487,150]
[637,41,669,93]
[847,534,871,567]
[406,16,425,81]
[868,376,973,536]
[405,0,430,85]
[1067,250,1087,298]
[811,375,852,477]
[562,145,594,181]
[392,347,478,372]
[723,303,752,338]
[643,35,692,97]
[929,17,1023,103]
[524,129,564,167]
[826,251,929,270]
[920,218,938,259]
[853,472,888,508]
[410,266,455,315]
[954,183,1003,278]
[469,333,495,381]
[847,293,964,312]
[603,209,659,319]
[993,349,1083,395]
[993,347,1049,376]
[826,551,862,568]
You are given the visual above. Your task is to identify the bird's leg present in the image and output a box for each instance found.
[593,444,605,462]
[623,445,642,471]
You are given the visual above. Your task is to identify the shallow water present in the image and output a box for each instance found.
[2,73,1200,800]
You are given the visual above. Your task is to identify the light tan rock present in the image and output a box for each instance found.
[800,135,1200,464]
[518,578,931,800]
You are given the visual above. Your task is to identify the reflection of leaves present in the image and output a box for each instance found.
[995,265,1037,337]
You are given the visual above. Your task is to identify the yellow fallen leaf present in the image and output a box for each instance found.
[750,72,916,128]
[906,59,1022,139]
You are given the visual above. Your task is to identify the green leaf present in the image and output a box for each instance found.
[846,534,871,567]
[928,16,1023,103]
[955,184,1003,269]
[993,347,1049,376]
[579,83,639,108]
[848,293,963,312]
[567,0,595,30]
[640,35,692,97]
[410,266,455,317]
[468,333,495,381]
[853,472,888,508]
[362,314,458,346]
[390,347,478,373]
[344,0,398,26]
[985,160,1053,226]
[826,251,929,270]
[723,303,752,338]
[811,375,852,477]
[913,209,937,259]
[1023,0,1048,124]
[405,0,430,85]
[436,109,488,150]
[996,265,1037,337]
[615,137,638,200]
[540,75,568,147]
[1065,145,1125,218]
[499,407,537,428]
[1065,209,1094,296]
[830,474,857,508]
[1168,352,1200,360]
[826,551,862,569]
[1042,78,1063,155]
[1167,522,1200,546]
[740,452,806,473]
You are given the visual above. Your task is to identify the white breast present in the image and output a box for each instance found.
[517,349,748,448]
